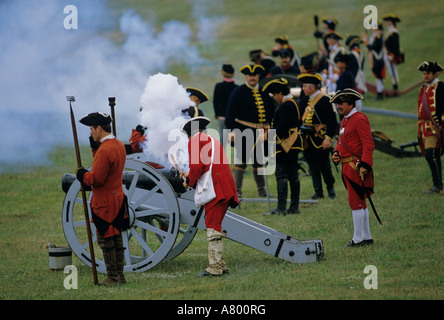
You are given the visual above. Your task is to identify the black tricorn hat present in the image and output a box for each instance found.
[417,61,443,73]
[180,116,211,136]
[274,35,289,45]
[220,64,235,74]
[79,112,112,127]
[323,31,343,41]
[263,77,289,94]
[297,73,323,86]
[240,64,265,75]
[186,87,209,103]
[330,88,363,104]
[300,51,322,72]
[322,17,339,29]
[382,14,401,24]
[249,49,263,62]
[277,48,292,58]
[334,52,351,63]
[345,35,363,49]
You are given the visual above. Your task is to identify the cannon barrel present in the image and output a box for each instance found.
[62,166,186,194]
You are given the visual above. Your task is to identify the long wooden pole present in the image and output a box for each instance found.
[67,96,99,285]
[314,15,320,51]
[108,97,117,138]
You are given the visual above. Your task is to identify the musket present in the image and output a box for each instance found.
[108,97,116,138]
[388,60,399,91]
[67,96,99,285]
[314,15,320,51]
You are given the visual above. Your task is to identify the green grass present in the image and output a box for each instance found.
[1,0,443,301]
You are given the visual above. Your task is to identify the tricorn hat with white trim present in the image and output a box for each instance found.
[417,61,443,73]
[329,88,363,104]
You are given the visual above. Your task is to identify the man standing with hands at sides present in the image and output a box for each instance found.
[213,64,238,148]
[225,64,275,200]
[382,14,402,92]
[180,117,239,277]
[263,78,304,215]
[417,61,443,194]
[331,89,375,247]
[76,112,129,285]
[298,73,337,200]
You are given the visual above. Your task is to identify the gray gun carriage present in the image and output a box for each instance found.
[61,152,324,274]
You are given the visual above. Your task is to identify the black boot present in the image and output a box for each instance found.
[425,148,443,192]
[253,167,267,197]
[288,178,300,214]
[233,166,245,200]
[114,234,126,284]
[276,177,288,212]
[97,235,119,286]
[308,162,324,198]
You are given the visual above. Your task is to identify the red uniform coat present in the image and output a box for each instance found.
[417,81,444,142]
[335,110,375,210]
[187,132,239,231]
[129,129,146,153]
[82,137,127,238]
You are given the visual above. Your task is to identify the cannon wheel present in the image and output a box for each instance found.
[125,153,202,263]
[62,159,180,273]
[163,205,202,262]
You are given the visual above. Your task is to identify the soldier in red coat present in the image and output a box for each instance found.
[417,61,444,194]
[76,112,128,285]
[180,117,239,277]
[331,89,375,247]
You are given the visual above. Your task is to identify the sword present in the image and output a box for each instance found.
[360,171,383,225]
[367,191,383,225]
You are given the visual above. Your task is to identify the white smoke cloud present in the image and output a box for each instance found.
[138,73,190,168]
[0,0,223,170]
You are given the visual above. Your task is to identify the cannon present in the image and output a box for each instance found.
[61,152,324,274]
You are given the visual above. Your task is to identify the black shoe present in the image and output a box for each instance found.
[343,240,364,247]
[287,207,300,214]
[362,239,374,246]
[311,193,324,200]
[258,192,274,198]
[425,186,442,194]
[196,271,222,278]
[264,208,286,216]
[327,188,336,199]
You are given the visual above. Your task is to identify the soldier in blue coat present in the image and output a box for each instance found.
[264,78,304,214]
[225,64,275,199]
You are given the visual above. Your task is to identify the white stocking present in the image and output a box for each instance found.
[352,209,365,244]
[363,208,372,241]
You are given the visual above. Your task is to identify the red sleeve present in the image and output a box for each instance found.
[129,129,146,153]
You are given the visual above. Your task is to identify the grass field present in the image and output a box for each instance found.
[1,0,443,302]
